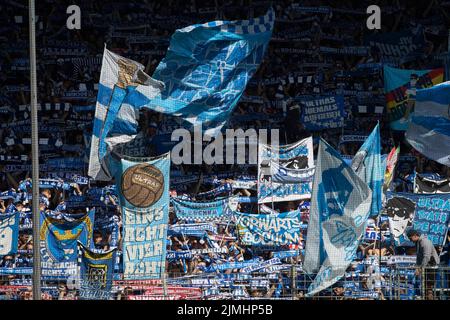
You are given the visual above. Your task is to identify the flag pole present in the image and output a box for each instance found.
[29,0,41,300]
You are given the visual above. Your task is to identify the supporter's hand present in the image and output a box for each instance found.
[415,268,421,277]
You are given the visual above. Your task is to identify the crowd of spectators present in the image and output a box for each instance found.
[0,0,450,299]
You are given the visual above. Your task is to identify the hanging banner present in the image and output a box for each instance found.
[171,197,237,222]
[235,210,302,246]
[258,137,314,203]
[39,210,94,279]
[78,241,117,300]
[0,212,19,256]
[414,173,450,194]
[364,27,427,64]
[299,95,346,130]
[114,153,170,280]
[383,65,444,131]
[385,192,450,246]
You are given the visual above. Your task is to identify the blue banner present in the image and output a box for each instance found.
[137,8,274,136]
[113,153,170,279]
[39,209,95,279]
[171,196,236,222]
[40,210,95,262]
[0,212,19,256]
[258,137,314,203]
[364,27,426,64]
[235,210,302,246]
[299,95,346,130]
[78,241,117,300]
[385,192,450,246]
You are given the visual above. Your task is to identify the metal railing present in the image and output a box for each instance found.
[1,266,449,300]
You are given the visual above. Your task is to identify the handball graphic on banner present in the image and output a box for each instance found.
[111,153,170,280]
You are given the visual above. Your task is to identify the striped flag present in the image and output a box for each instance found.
[88,48,164,181]
[406,81,450,167]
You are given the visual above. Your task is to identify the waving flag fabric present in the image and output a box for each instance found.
[88,48,164,181]
[351,124,383,217]
[406,82,450,167]
[127,8,274,137]
[303,139,371,296]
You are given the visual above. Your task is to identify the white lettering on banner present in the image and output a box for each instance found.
[124,207,164,224]
[125,241,164,260]
[124,261,162,276]
[124,224,166,242]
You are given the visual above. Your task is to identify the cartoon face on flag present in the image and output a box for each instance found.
[385,196,416,242]
[258,137,314,203]
[385,192,450,246]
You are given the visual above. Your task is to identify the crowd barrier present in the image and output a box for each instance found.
[1,266,449,300]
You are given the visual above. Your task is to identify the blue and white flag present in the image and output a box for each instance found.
[88,48,164,181]
[112,153,170,280]
[0,212,19,256]
[351,124,383,217]
[78,241,117,300]
[406,81,450,167]
[39,209,95,279]
[131,8,274,137]
[258,137,314,203]
[171,196,238,222]
[40,210,95,263]
[303,139,372,296]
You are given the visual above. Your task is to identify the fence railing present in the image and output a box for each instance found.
[1,266,449,300]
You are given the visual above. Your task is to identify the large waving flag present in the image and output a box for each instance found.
[351,124,383,217]
[88,48,164,181]
[406,82,450,167]
[303,139,372,296]
[127,8,275,137]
